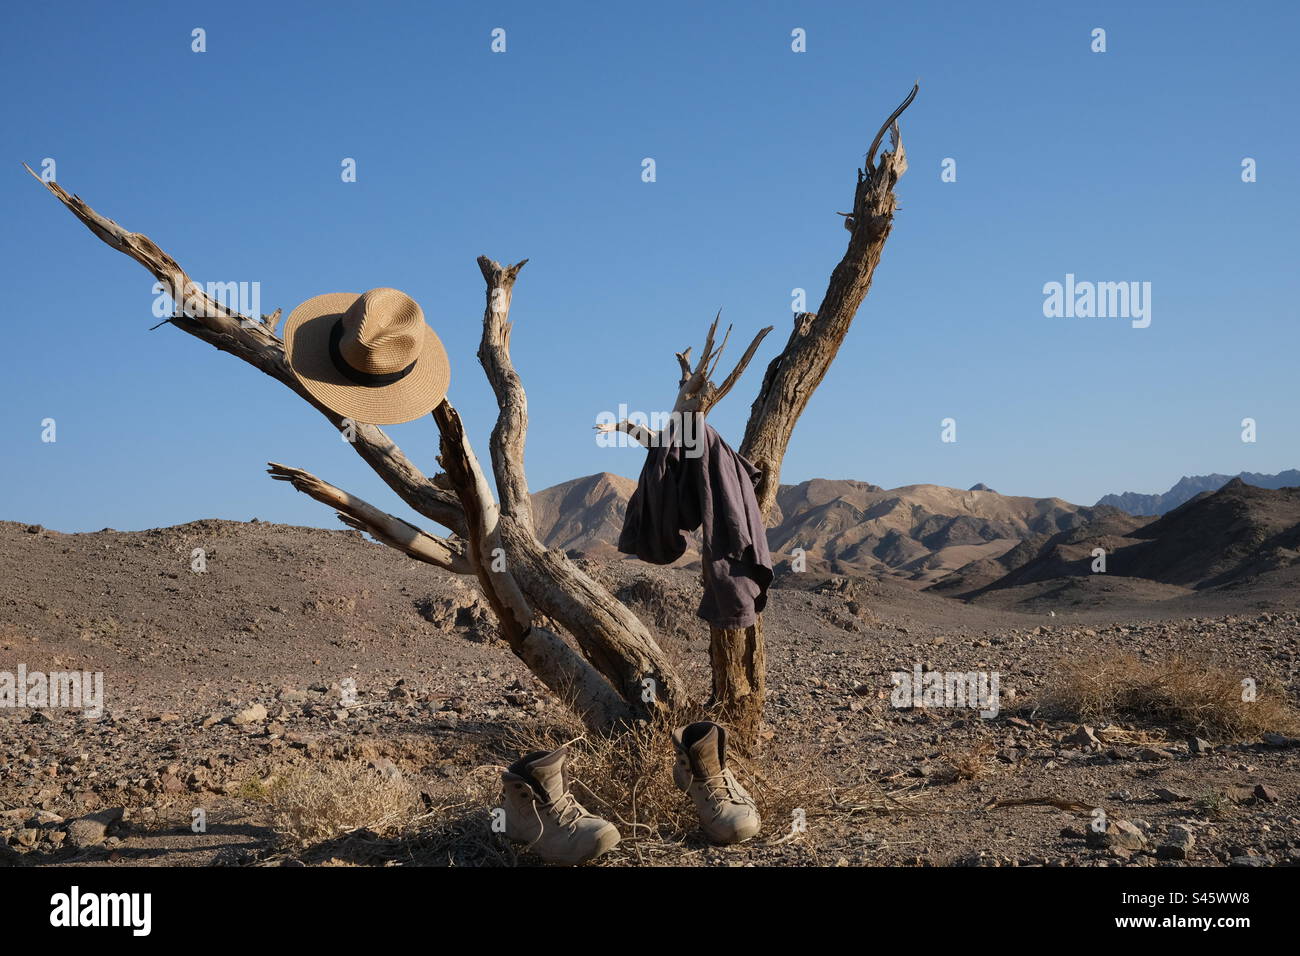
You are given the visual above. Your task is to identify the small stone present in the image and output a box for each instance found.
[1086,818,1147,851]
[65,807,124,848]
[370,758,403,784]
[230,703,268,726]
[1137,747,1173,761]
[1254,784,1280,804]
[1063,725,1101,749]
[1154,787,1191,802]
[1187,737,1214,755]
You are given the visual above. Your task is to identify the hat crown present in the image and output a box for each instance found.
[339,288,426,375]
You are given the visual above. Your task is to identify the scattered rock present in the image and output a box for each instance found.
[1137,747,1174,762]
[65,808,124,849]
[1086,818,1147,851]
[230,703,268,726]
[1062,725,1101,749]
[1254,784,1280,804]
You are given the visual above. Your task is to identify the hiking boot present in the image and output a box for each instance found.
[672,721,761,844]
[501,747,620,865]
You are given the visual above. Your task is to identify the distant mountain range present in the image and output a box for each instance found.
[531,473,1117,587]
[939,478,1300,607]
[1096,470,1300,516]
[532,470,1300,607]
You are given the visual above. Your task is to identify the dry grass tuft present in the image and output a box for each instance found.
[249,706,920,865]
[265,760,420,845]
[936,739,997,782]
[1041,654,1300,740]
[501,706,706,853]
[497,706,906,862]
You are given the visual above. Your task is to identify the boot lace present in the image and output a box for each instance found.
[698,769,753,819]
[538,790,588,832]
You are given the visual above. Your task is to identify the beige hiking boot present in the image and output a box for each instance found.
[672,721,761,844]
[501,747,620,865]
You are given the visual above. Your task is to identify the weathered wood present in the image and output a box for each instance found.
[431,400,634,729]
[498,518,684,719]
[708,618,766,745]
[741,87,916,519]
[468,257,684,720]
[475,256,534,530]
[270,455,631,728]
[673,312,773,418]
[266,462,471,573]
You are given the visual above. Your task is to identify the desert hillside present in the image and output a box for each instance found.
[2,516,1299,869]
[945,480,1300,611]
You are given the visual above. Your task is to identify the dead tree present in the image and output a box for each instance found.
[28,85,915,747]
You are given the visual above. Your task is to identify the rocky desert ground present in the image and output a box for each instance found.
[2,474,1299,868]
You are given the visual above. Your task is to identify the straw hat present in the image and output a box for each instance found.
[284,288,450,425]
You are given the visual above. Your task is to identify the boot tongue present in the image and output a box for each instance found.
[687,723,726,778]
[522,747,569,803]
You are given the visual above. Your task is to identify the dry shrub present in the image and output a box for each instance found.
[266,759,419,845]
[937,739,997,782]
[1041,654,1300,740]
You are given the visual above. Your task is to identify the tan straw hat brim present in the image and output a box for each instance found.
[284,293,451,425]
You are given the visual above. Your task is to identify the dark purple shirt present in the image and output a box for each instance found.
[618,414,772,628]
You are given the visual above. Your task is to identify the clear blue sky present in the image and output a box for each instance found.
[3,0,1297,533]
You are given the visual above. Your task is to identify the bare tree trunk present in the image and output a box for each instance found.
[708,619,765,744]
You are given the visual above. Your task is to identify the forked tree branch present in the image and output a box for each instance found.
[31,81,916,741]
[672,312,774,419]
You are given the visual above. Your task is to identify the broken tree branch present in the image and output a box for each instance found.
[475,256,534,531]
[267,461,472,573]
[25,164,466,537]
[741,84,917,520]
